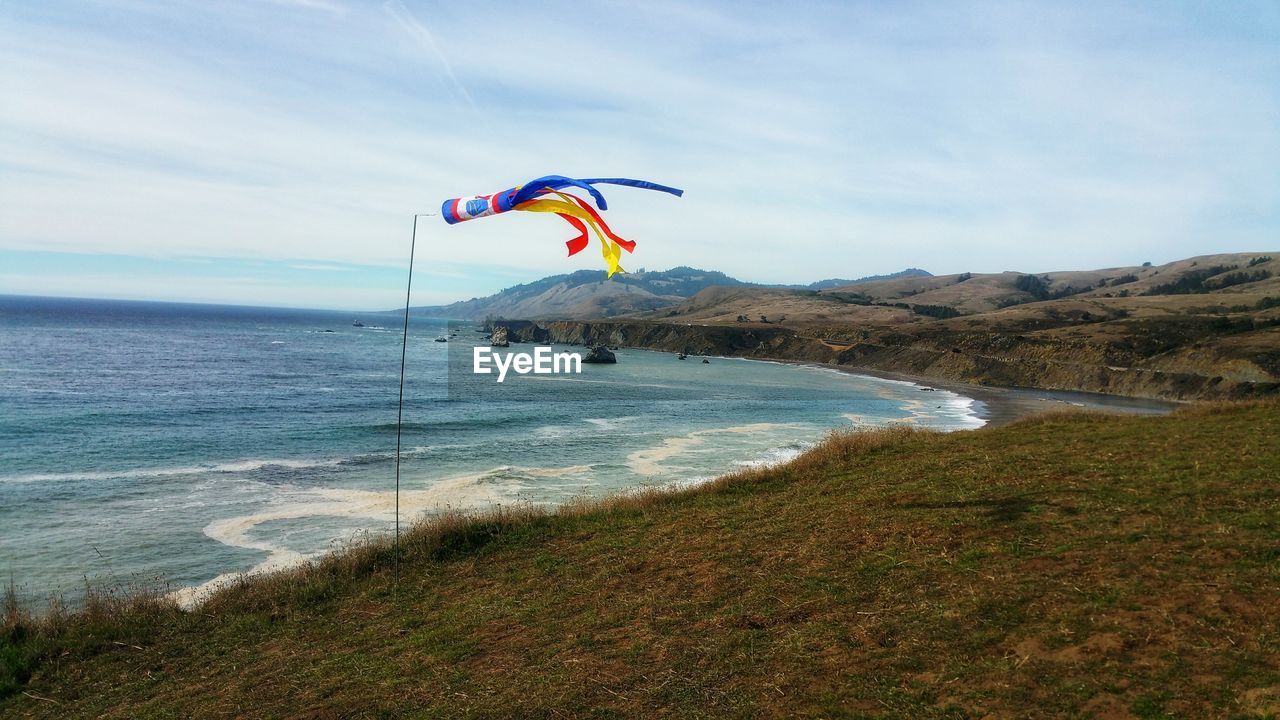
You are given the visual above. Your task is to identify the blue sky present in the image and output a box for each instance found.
[2,1,1277,310]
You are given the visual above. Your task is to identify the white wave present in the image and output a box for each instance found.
[170,461,597,608]
[519,375,683,391]
[813,367,985,431]
[894,388,985,430]
[16,387,87,395]
[524,464,593,478]
[533,424,571,438]
[626,422,805,476]
[734,444,810,469]
[583,416,640,430]
[658,355,986,429]
[1,457,345,484]
[1,444,464,484]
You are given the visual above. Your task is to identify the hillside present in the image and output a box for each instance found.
[3,402,1279,717]
[412,267,932,320]
[550,252,1277,401]
[642,253,1278,324]
[803,268,932,291]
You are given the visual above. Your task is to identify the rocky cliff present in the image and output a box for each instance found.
[498,319,1280,401]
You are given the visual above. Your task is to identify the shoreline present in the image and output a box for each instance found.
[662,349,1184,428]
[497,317,1278,403]
[8,400,1276,716]
[492,320,1198,422]
[769,358,1183,427]
[166,356,1008,607]
[165,353,990,608]
[41,347,1178,610]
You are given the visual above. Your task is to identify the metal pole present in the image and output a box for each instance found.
[394,213,421,590]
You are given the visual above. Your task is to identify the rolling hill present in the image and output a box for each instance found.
[498,252,1279,401]
[410,267,931,320]
[643,252,1279,324]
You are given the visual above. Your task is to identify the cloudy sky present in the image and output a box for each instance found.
[2,1,1277,309]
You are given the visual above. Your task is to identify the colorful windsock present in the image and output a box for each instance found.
[441,175,682,277]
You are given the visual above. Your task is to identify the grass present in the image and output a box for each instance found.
[3,401,1280,718]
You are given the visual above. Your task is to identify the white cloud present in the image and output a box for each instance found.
[1,0,1277,305]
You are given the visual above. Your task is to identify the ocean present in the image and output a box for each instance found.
[0,295,984,605]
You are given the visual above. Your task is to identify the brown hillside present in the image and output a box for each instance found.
[511,253,1280,401]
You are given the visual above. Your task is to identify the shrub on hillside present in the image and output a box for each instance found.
[1204,269,1272,290]
[910,304,961,319]
[1014,274,1050,300]
[1144,265,1237,295]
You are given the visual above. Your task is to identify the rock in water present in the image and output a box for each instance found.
[581,345,617,364]
[490,327,510,347]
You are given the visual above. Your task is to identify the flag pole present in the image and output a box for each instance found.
[395,212,431,592]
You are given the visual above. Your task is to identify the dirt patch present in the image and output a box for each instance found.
[1241,686,1280,716]
[1082,693,1137,719]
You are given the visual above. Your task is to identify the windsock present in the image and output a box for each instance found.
[441,175,682,277]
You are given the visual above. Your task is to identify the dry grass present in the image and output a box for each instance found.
[1171,396,1280,416]
[2,574,182,701]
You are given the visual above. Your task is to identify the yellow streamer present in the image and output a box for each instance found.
[515,197,626,277]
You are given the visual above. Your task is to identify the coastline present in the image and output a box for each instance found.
[164,352,992,608]
[166,355,999,607]
[664,349,1182,428]
[20,338,1175,610]
[495,318,1278,403]
[790,361,1184,427]
[8,400,1277,717]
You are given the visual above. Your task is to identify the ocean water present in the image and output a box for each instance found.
[0,295,983,605]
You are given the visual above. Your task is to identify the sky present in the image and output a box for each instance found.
[2,1,1277,310]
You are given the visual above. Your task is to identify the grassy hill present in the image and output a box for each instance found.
[410,267,931,321]
[4,401,1279,718]
[566,253,1279,401]
[644,253,1278,324]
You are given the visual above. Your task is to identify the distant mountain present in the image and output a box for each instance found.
[642,252,1280,324]
[791,269,932,291]
[411,266,933,320]
[410,267,748,320]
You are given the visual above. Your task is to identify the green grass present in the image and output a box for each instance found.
[3,401,1280,718]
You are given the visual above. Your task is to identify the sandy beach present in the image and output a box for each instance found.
[780,360,1183,427]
